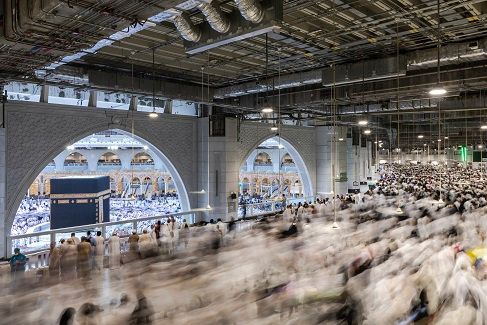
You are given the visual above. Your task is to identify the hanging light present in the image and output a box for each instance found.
[338,138,344,141]
[363,129,371,135]
[270,125,278,132]
[150,48,158,119]
[444,136,449,139]
[262,107,273,114]
[481,125,487,130]
[479,145,484,149]
[437,139,442,142]
[418,135,424,139]
[429,0,445,97]
[358,120,368,126]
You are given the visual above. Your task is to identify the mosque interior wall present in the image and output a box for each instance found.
[0,101,370,257]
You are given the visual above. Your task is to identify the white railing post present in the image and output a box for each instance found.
[50,232,56,246]
[132,221,137,233]
[101,225,106,238]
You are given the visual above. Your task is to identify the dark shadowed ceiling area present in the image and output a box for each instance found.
[3,0,487,148]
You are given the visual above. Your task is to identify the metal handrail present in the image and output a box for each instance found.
[8,208,207,240]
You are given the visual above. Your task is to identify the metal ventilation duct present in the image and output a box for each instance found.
[214,69,322,98]
[171,13,202,42]
[234,0,264,24]
[198,1,231,34]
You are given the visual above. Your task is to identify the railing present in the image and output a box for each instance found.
[7,212,260,272]
[238,196,315,218]
[7,209,207,256]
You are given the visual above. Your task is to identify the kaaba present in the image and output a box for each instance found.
[50,176,110,229]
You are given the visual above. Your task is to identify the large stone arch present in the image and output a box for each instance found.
[237,123,316,197]
[5,102,197,241]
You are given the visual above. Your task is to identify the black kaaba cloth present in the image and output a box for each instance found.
[50,176,110,229]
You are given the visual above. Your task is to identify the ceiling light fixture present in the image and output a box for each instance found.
[481,125,487,130]
[150,48,158,119]
[364,129,371,135]
[429,87,447,96]
[261,107,273,113]
[418,135,424,139]
[429,0,445,98]
[338,137,344,141]
[358,120,368,126]
[270,125,278,131]
[444,136,449,139]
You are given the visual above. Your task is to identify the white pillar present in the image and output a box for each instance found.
[88,90,98,107]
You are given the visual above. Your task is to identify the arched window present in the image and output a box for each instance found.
[254,152,272,166]
[64,152,87,166]
[281,153,294,166]
[142,177,152,185]
[131,152,154,165]
[98,152,121,166]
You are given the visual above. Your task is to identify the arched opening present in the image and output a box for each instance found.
[11,129,189,252]
[64,152,88,171]
[254,152,272,170]
[142,177,152,197]
[131,152,154,166]
[240,177,250,195]
[283,179,291,196]
[156,176,166,194]
[292,180,303,197]
[239,136,312,206]
[98,152,121,167]
[281,153,296,171]
[130,177,141,196]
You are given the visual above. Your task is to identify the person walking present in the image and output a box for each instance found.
[48,241,61,279]
[128,230,140,261]
[108,232,121,270]
[77,237,92,279]
[94,231,105,272]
